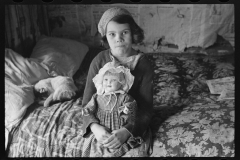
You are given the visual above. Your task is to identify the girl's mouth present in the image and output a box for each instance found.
[116,45,124,47]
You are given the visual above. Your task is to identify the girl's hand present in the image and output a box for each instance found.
[90,123,111,144]
[102,128,131,149]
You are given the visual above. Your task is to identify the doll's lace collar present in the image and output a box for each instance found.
[103,90,125,96]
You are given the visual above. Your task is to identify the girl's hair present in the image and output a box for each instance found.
[101,14,144,47]
[103,70,125,84]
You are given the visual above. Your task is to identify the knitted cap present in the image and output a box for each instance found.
[98,7,132,37]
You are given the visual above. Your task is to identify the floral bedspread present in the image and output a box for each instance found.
[151,97,234,157]
[7,53,234,157]
[147,53,235,157]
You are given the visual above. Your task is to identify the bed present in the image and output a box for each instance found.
[5,36,234,157]
[148,53,235,157]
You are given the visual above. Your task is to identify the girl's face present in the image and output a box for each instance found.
[106,21,133,58]
[103,74,122,93]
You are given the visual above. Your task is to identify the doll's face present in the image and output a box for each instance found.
[103,74,122,93]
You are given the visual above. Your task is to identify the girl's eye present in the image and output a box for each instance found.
[123,31,129,35]
[109,33,115,36]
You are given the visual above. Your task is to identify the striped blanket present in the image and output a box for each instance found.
[8,98,84,157]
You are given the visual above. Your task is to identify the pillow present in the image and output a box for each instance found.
[5,48,50,85]
[30,36,89,77]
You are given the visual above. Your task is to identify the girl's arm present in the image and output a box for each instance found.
[125,56,154,140]
[120,95,137,136]
[121,95,142,148]
[81,94,99,137]
[81,57,100,137]
[82,58,98,107]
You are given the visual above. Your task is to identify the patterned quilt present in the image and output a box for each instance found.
[7,53,235,157]
[148,53,235,157]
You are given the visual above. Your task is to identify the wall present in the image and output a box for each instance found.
[47,4,234,53]
[5,4,234,56]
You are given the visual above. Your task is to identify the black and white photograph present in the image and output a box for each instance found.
[5,2,235,157]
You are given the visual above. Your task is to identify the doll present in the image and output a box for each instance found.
[81,62,140,157]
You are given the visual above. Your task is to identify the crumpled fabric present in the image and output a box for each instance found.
[98,7,132,37]
[92,62,134,95]
[5,78,35,150]
[34,76,78,107]
[5,48,50,86]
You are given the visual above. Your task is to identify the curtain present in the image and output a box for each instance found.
[5,5,50,57]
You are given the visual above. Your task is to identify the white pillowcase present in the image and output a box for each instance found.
[5,48,50,85]
[30,36,89,77]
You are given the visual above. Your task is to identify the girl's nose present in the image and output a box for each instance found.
[116,34,123,42]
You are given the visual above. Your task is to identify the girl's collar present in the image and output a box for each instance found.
[108,49,143,70]
[108,48,137,59]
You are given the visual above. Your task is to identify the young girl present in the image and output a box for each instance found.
[81,62,141,157]
[82,7,153,157]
